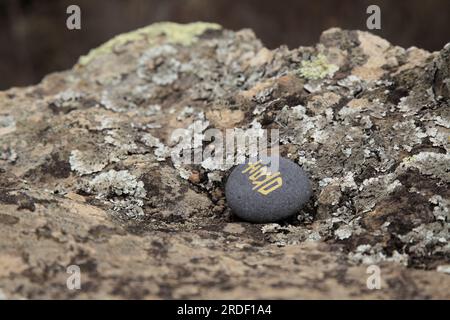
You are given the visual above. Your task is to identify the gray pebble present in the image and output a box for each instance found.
[225,156,312,223]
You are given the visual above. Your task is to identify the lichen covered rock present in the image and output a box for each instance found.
[0,22,449,299]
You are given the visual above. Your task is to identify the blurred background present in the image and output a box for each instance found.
[0,0,449,90]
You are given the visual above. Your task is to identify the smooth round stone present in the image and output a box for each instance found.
[225,156,312,223]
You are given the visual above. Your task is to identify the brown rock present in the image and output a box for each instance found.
[0,23,449,299]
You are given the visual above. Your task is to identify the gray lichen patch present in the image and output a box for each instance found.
[140,132,170,161]
[399,152,450,182]
[137,44,181,85]
[0,146,18,164]
[49,90,84,112]
[83,169,146,198]
[0,115,16,136]
[69,149,108,175]
[80,169,147,218]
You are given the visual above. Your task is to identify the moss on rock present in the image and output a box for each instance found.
[77,22,222,66]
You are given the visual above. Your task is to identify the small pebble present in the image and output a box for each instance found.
[225,156,312,223]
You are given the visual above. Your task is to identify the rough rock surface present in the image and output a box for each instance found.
[0,22,449,299]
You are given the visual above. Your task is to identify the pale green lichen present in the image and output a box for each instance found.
[77,22,222,66]
[298,54,339,80]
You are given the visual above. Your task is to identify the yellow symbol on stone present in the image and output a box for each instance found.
[242,161,283,195]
